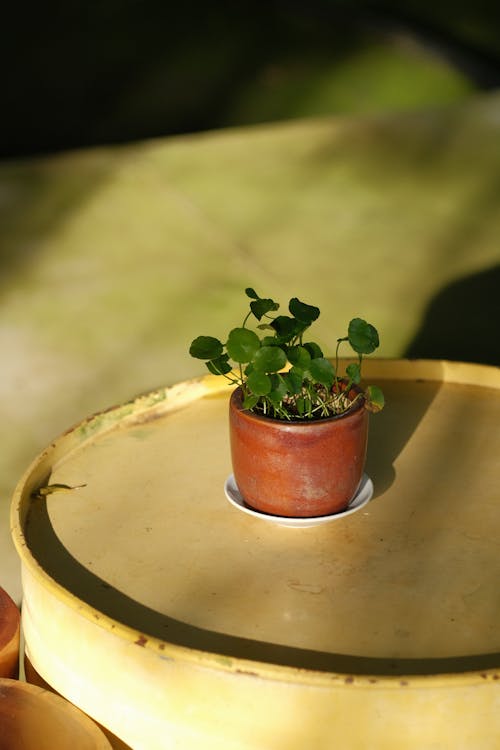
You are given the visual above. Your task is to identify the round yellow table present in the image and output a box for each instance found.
[11,360,500,749]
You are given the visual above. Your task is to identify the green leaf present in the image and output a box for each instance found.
[289,364,307,384]
[303,342,323,359]
[309,357,335,387]
[348,318,380,355]
[365,385,385,413]
[289,297,320,324]
[226,328,261,363]
[260,335,280,346]
[268,376,288,407]
[287,345,311,369]
[250,297,279,321]
[245,287,259,299]
[206,354,232,376]
[247,371,272,396]
[282,370,304,395]
[242,393,260,410]
[296,397,306,416]
[189,336,223,360]
[252,345,287,373]
[346,362,361,384]
[271,315,305,341]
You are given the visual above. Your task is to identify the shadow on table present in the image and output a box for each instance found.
[364,370,441,500]
[405,264,500,366]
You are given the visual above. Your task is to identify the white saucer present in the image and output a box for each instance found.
[224,473,373,528]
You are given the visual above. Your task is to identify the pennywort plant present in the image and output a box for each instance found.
[189,289,384,420]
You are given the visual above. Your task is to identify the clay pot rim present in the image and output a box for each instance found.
[230,382,366,426]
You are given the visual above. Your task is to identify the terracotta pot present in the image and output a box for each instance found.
[0,678,112,750]
[0,587,20,679]
[229,385,369,517]
[24,657,133,750]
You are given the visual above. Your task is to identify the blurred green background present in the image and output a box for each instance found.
[2,1,500,599]
[4,2,500,157]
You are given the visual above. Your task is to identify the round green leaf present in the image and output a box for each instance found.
[270,315,303,341]
[289,297,320,324]
[282,369,304,395]
[309,357,335,387]
[242,393,259,410]
[287,345,311,369]
[260,335,280,346]
[289,365,307,385]
[245,287,259,299]
[296,396,306,416]
[226,328,260,363]
[365,385,385,413]
[346,362,361,384]
[247,371,272,396]
[348,318,380,355]
[206,354,232,376]
[252,345,287,373]
[250,297,279,321]
[189,336,223,360]
[303,342,323,359]
[268,376,288,407]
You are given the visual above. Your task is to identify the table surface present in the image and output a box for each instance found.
[18,359,500,676]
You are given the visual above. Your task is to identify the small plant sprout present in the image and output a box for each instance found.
[189,289,384,420]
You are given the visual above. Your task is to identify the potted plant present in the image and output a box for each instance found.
[189,288,384,518]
